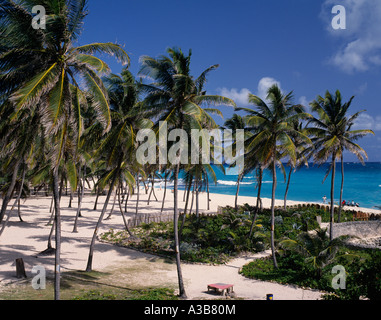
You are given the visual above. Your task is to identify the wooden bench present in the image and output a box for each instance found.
[207,283,234,296]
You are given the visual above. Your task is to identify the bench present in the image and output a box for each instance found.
[207,283,234,296]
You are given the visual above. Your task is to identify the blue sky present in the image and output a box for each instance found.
[79,0,381,161]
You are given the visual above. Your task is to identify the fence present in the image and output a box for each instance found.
[126,211,220,228]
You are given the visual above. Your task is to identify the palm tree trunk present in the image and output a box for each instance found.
[68,189,73,208]
[93,184,101,210]
[105,189,117,220]
[271,160,278,269]
[124,186,130,214]
[173,161,186,299]
[135,173,140,216]
[0,160,21,224]
[73,165,86,233]
[180,177,192,237]
[206,173,210,211]
[151,178,158,201]
[249,167,263,238]
[161,175,167,213]
[329,153,336,241]
[189,183,195,214]
[235,174,241,211]
[195,176,199,218]
[86,167,119,272]
[52,168,62,300]
[14,165,26,222]
[117,183,135,238]
[338,154,344,223]
[0,166,26,236]
[283,167,293,211]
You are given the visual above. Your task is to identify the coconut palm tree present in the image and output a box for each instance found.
[85,67,151,272]
[0,0,129,299]
[241,84,311,268]
[309,90,374,238]
[223,114,246,210]
[283,119,310,210]
[139,47,235,298]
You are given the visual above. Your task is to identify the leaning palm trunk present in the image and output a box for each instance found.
[249,168,263,238]
[93,184,101,210]
[235,174,241,211]
[73,165,86,233]
[86,168,119,272]
[195,177,199,218]
[0,160,20,224]
[270,160,278,269]
[52,169,62,300]
[0,166,26,236]
[338,154,344,223]
[173,161,186,298]
[284,167,293,210]
[206,174,210,211]
[117,184,135,238]
[161,175,167,213]
[180,177,193,237]
[329,153,336,241]
[135,173,140,216]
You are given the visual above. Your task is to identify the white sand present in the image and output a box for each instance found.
[0,187,379,300]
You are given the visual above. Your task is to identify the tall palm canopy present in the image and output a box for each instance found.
[240,84,312,268]
[0,0,130,300]
[309,90,373,165]
[309,90,374,238]
[139,47,236,298]
[1,0,129,142]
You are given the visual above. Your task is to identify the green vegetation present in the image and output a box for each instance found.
[241,247,381,300]
[101,204,356,265]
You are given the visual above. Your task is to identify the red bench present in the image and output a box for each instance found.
[207,283,234,296]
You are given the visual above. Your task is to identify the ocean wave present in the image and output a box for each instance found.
[217,180,254,186]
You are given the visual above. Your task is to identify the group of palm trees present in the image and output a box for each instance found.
[0,0,374,300]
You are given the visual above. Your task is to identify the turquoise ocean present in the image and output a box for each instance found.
[177,162,381,210]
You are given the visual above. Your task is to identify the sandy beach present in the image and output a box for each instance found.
[0,187,379,300]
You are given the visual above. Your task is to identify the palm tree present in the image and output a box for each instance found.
[85,67,151,272]
[1,0,129,299]
[283,119,309,210]
[280,229,352,278]
[309,90,374,238]
[139,47,235,298]
[241,84,311,268]
[223,114,246,210]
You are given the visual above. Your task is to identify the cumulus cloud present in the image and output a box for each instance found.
[321,0,381,73]
[217,77,282,107]
[257,77,282,102]
[216,87,252,106]
[298,96,310,107]
[352,113,381,131]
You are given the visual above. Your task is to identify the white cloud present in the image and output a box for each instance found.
[217,77,282,107]
[216,87,252,106]
[322,0,381,73]
[257,77,282,102]
[352,113,381,131]
[298,96,310,107]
